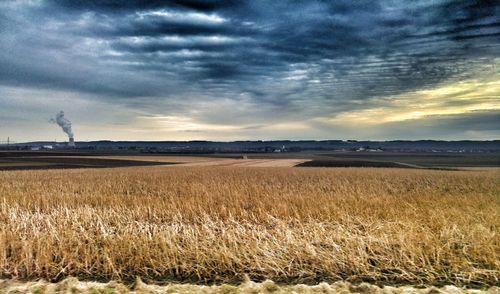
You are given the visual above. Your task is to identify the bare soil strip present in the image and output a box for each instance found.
[0,157,172,171]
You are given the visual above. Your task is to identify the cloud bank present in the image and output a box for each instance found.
[0,0,498,140]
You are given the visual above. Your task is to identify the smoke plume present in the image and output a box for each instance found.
[50,111,74,139]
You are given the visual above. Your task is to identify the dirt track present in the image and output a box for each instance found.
[1,278,498,294]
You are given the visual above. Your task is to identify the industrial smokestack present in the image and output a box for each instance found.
[50,111,75,147]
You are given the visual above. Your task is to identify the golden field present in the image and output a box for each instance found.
[0,166,498,288]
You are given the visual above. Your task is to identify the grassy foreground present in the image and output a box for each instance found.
[0,167,498,286]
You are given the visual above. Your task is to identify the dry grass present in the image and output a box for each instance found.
[0,167,498,287]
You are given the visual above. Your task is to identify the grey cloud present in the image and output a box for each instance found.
[51,0,237,13]
[0,0,498,140]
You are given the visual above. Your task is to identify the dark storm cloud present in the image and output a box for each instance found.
[0,0,498,139]
[51,0,237,12]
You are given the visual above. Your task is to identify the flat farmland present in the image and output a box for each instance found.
[0,151,309,170]
[296,152,500,169]
[1,151,499,171]
[0,154,172,171]
[0,166,498,290]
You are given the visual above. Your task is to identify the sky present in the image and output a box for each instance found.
[0,0,499,142]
